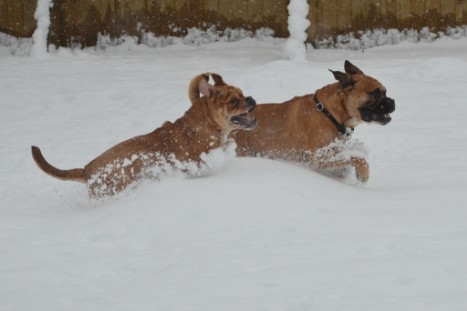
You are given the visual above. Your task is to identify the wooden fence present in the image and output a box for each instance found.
[1,0,466,47]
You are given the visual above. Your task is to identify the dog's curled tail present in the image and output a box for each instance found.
[31,146,86,183]
[188,73,209,104]
[188,72,226,104]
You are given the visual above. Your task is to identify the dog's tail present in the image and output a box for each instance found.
[188,73,209,104]
[31,146,86,183]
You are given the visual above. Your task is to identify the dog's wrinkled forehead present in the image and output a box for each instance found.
[352,74,385,94]
[213,85,243,99]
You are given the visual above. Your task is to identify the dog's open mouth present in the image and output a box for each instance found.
[360,109,392,125]
[230,96,257,129]
[230,113,257,129]
[360,97,395,125]
[380,113,392,125]
[373,113,392,125]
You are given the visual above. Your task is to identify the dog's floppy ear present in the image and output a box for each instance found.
[329,69,355,88]
[209,73,226,86]
[344,60,364,75]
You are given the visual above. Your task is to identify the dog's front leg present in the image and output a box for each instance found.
[315,156,369,183]
[350,157,369,182]
[298,148,369,183]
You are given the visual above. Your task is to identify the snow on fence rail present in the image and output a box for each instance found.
[0,0,466,47]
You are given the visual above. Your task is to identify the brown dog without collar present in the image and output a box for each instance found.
[32,73,257,198]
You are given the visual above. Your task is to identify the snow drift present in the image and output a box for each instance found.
[1,32,467,311]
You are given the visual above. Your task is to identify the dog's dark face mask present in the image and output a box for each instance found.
[359,89,395,125]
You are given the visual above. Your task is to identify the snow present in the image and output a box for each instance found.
[1,34,467,310]
[283,0,310,61]
[30,0,52,58]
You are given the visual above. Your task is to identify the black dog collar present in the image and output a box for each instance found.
[313,94,353,137]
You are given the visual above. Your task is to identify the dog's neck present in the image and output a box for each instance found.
[183,102,233,149]
[179,100,223,144]
[315,83,355,128]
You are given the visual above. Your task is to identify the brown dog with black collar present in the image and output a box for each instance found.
[32,73,257,198]
[232,61,395,182]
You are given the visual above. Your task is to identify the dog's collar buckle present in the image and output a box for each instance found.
[316,102,324,112]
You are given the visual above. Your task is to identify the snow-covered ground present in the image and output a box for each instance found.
[1,35,467,311]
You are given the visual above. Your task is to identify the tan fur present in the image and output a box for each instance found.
[32,73,256,198]
[232,62,393,182]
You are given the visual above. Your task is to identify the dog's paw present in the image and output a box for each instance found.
[352,158,369,183]
[356,172,369,184]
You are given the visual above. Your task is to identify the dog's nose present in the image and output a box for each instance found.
[245,96,256,111]
[383,97,395,113]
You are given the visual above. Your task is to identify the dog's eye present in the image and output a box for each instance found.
[371,89,386,99]
[370,89,381,98]
[230,98,240,107]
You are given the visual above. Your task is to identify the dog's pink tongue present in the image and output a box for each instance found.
[231,112,257,128]
[243,113,255,122]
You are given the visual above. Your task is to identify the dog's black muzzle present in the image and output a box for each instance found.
[360,96,395,125]
[245,96,256,112]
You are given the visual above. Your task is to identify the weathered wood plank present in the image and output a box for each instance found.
[395,0,411,28]
[321,0,337,36]
[352,0,368,31]
[1,0,23,36]
[0,0,7,34]
[204,0,217,12]
[368,0,385,28]
[236,0,249,20]
[441,0,456,26]
[248,0,263,26]
[219,0,236,25]
[456,0,467,24]
[23,0,37,36]
[386,0,398,29]
[336,0,352,34]
[275,0,288,37]
[409,0,426,28]
[307,0,322,41]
